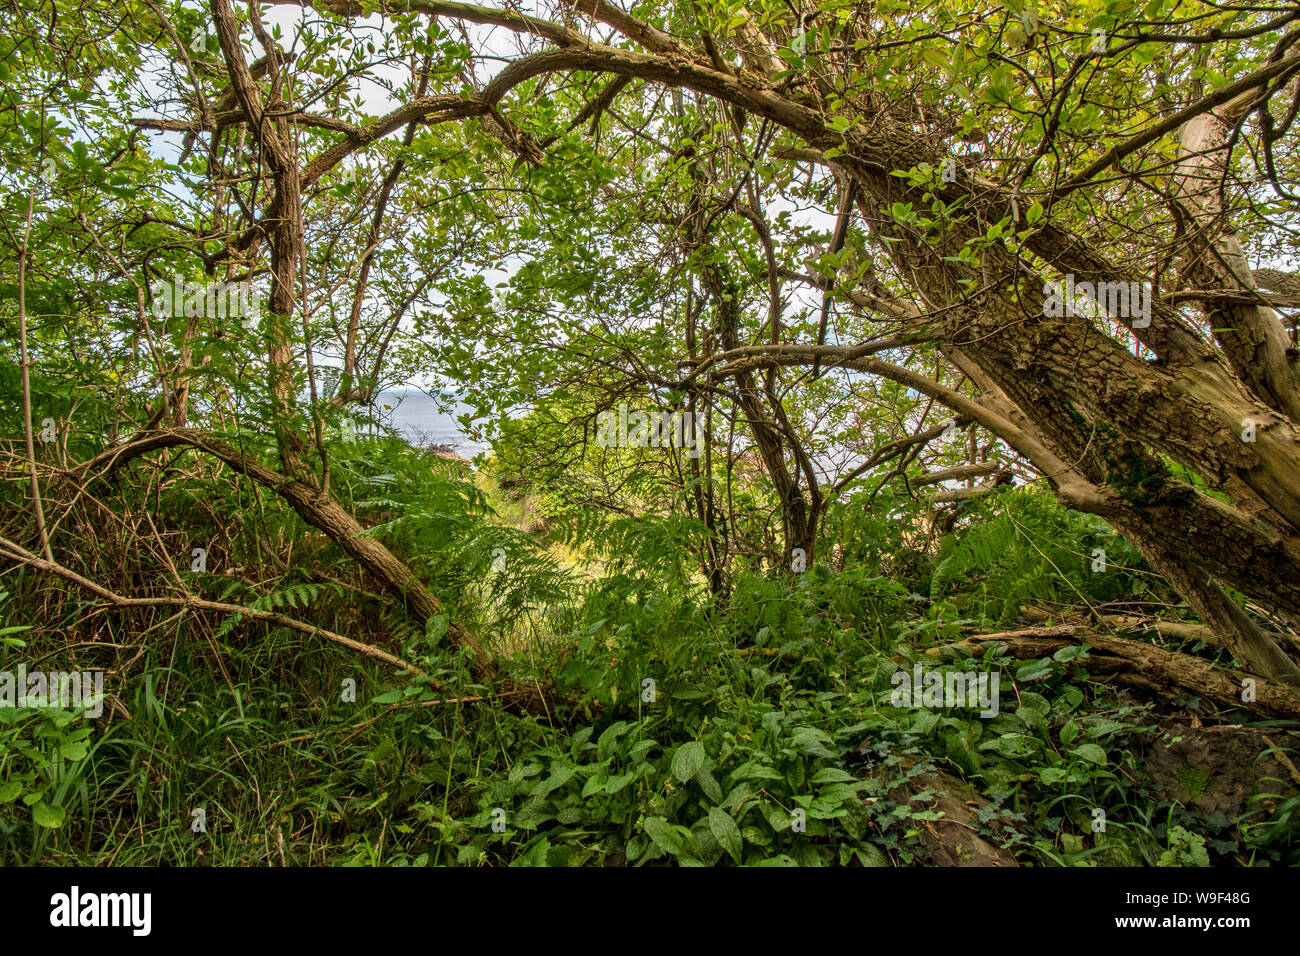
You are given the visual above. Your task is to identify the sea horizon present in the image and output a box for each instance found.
[371,389,489,457]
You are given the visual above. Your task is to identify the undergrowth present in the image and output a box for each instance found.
[1,438,1295,866]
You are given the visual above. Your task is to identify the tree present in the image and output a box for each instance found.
[5,0,1299,695]
[334,0,1300,684]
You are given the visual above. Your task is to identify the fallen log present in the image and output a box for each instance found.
[1098,614,1212,641]
[927,625,1300,720]
[1025,605,1300,659]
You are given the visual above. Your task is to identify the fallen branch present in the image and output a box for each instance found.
[1023,604,1272,644]
[1097,614,1214,642]
[927,624,1300,719]
[0,536,426,676]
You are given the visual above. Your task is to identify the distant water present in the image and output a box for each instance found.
[373,390,489,457]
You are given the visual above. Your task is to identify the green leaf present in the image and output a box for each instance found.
[696,767,724,803]
[568,725,595,754]
[604,771,638,795]
[1083,718,1128,738]
[581,772,608,798]
[810,767,857,784]
[627,738,658,763]
[532,764,577,798]
[60,740,89,761]
[425,613,449,643]
[1053,644,1089,663]
[791,726,837,758]
[856,844,890,866]
[642,816,684,856]
[596,721,630,759]
[671,741,706,782]
[1071,743,1107,765]
[1016,659,1052,682]
[669,687,707,700]
[0,780,21,803]
[32,801,65,828]
[730,760,783,781]
[708,807,744,864]
[1038,767,1068,785]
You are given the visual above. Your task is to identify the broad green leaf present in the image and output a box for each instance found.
[671,741,706,782]
[33,801,65,828]
[1016,659,1052,682]
[791,727,837,758]
[695,767,723,803]
[857,844,889,866]
[60,740,88,761]
[604,771,638,795]
[1071,743,1107,765]
[642,816,684,856]
[810,767,857,784]
[729,760,783,781]
[708,807,744,864]
[581,772,608,798]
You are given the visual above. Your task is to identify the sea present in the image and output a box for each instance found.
[370,389,490,457]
